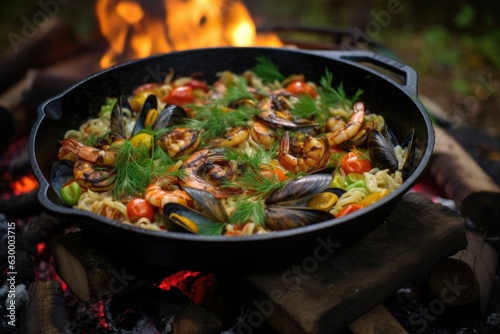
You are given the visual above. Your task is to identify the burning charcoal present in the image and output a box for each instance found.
[0,190,42,219]
[7,147,32,180]
[18,213,71,255]
[141,286,222,334]
[0,214,9,273]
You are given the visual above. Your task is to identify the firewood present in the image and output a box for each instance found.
[230,193,467,334]
[348,304,407,334]
[429,124,500,235]
[141,286,223,334]
[428,229,498,315]
[20,280,71,334]
[52,231,173,303]
[0,190,42,219]
[0,19,84,94]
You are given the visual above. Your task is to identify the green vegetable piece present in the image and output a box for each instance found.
[345,180,365,191]
[345,173,364,185]
[61,181,82,206]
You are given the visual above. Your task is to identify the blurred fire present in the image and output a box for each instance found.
[96,0,282,68]
[11,174,38,195]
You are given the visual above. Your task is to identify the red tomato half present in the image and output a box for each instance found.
[340,151,372,174]
[127,198,155,222]
[162,86,194,105]
[285,80,318,98]
[185,79,209,92]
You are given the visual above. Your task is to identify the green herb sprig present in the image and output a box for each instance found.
[252,56,285,82]
[224,147,292,226]
[319,69,363,111]
[113,141,184,200]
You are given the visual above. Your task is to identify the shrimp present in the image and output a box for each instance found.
[249,121,277,149]
[180,148,243,198]
[208,126,249,148]
[157,127,201,158]
[145,180,193,208]
[73,159,116,191]
[325,115,346,132]
[325,101,365,147]
[278,132,330,173]
[256,92,297,128]
[60,136,123,166]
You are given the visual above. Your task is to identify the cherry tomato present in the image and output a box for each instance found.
[127,198,155,223]
[185,79,209,92]
[336,203,363,218]
[285,80,318,98]
[161,86,194,105]
[340,151,372,174]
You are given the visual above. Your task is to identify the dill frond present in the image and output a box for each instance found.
[319,69,363,110]
[252,56,285,82]
[113,141,152,199]
[229,200,266,226]
[291,94,322,120]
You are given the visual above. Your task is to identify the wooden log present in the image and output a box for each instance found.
[0,190,42,219]
[52,231,173,303]
[20,280,71,334]
[229,192,467,334]
[348,304,407,334]
[429,124,500,235]
[0,19,85,94]
[428,229,498,315]
[141,286,223,334]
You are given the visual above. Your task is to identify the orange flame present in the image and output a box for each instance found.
[96,0,282,68]
[11,174,38,195]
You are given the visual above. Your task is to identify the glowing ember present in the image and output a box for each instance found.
[10,174,38,195]
[96,0,282,68]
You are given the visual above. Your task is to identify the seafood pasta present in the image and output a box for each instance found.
[54,58,413,236]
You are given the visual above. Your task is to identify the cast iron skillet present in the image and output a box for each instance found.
[29,47,434,272]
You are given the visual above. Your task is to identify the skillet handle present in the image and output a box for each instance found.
[314,50,418,97]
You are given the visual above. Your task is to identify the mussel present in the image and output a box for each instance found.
[163,187,227,235]
[367,126,415,179]
[163,202,226,235]
[50,159,75,204]
[264,173,336,231]
[111,94,189,138]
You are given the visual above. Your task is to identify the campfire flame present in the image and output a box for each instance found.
[11,174,38,195]
[96,0,282,68]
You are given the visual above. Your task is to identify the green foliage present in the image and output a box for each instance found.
[454,3,476,28]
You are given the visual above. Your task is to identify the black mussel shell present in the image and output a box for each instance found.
[324,187,346,198]
[401,129,416,179]
[367,129,398,173]
[163,203,225,235]
[153,105,189,130]
[265,174,333,206]
[50,159,75,203]
[110,95,128,138]
[265,207,335,231]
[132,94,158,135]
[183,187,228,222]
